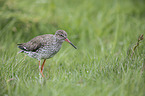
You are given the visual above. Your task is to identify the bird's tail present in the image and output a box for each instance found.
[17,44,27,51]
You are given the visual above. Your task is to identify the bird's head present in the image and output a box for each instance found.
[55,30,77,49]
[55,30,67,40]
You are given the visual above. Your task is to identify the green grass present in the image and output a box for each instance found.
[0,0,145,96]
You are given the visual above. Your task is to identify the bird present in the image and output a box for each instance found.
[17,30,77,77]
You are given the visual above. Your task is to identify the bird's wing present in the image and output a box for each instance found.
[17,35,45,52]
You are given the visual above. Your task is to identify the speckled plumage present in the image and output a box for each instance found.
[18,30,77,77]
[18,34,62,60]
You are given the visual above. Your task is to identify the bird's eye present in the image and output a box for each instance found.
[60,34,63,37]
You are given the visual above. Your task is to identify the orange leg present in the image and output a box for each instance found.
[40,59,46,77]
[39,60,44,77]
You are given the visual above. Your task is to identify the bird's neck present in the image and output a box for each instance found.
[56,38,65,43]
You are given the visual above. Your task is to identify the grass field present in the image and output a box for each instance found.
[0,0,145,96]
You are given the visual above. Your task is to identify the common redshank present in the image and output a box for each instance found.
[18,30,77,77]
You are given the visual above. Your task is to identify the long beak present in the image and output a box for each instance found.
[65,38,77,49]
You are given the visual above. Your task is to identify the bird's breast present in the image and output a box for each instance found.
[37,42,62,59]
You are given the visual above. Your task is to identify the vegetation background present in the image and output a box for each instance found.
[0,0,145,96]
